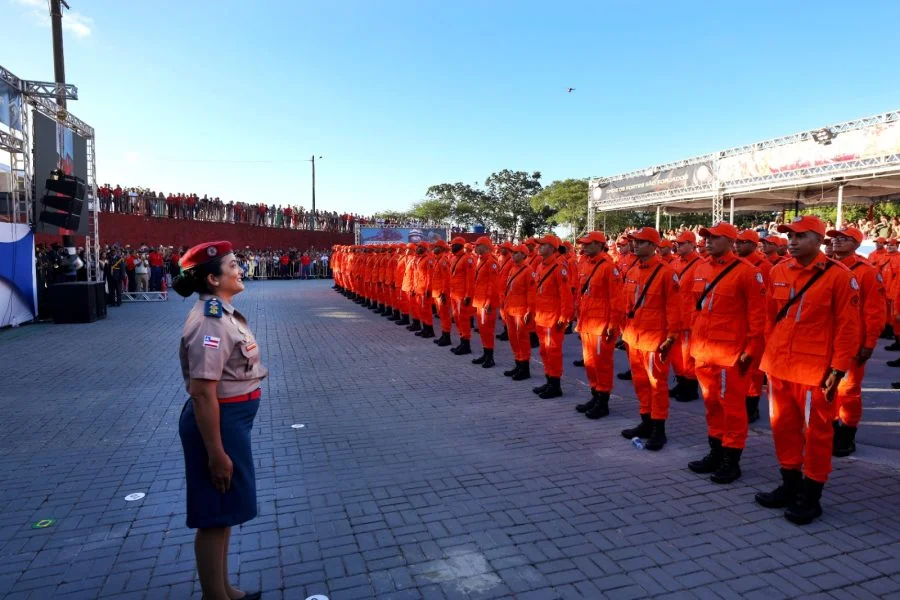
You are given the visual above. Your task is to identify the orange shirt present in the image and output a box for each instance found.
[449,250,476,300]
[744,251,773,285]
[760,252,861,386]
[838,254,886,350]
[621,255,681,351]
[688,253,766,367]
[531,254,574,327]
[616,254,638,280]
[673,251,704,331]
[430,252,451,298]
[497,254,514,305]
[414,254,435,295]
[502,261,536,318]
[472,253,502,309]
[576,252,623,335]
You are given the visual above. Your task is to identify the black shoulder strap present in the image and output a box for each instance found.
[537,264,558,289]
[679,257,700,278]
[774,262,836,324]
[451,254,464,275]
[581,258,607,295]
[626,264,663,319]
[695,259,742,311]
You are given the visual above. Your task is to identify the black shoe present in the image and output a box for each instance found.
[888,357,900,368]
[573,359,585,367]
[784,477,824,525]
[755,468,803,508]
[673,378,699,402]
[893,382,900,389]
[497,330,509,341]
[407,320,422,332]
[886,341,900,351]
[688,437,723,474]
[746,396,761,423]
[615,339,626,351]
[511,361,531,381]
[503,362,521,377]
[711,447,743,484]
[669,376,684,398]
[481,350,496,368]
[880,325,894,339]
[397,315,410,326]
[832,422,857,457]
[529,332,540,349]
[419,325,436,339]
[539,377,563,399]
[391,309,401,321]
[434,332,452,347]
[644,420,667,451]
[564,323,574,335]
[585,392,610,419]
[472,352,488,365]
[451,339,472,355]
[621,413,652,439]
[533,376,550,395]
[616,370,632,381]
[575,390,597,413]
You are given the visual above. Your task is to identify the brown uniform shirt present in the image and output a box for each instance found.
[180,294,268,398]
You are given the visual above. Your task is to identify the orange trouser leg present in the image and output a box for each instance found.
[628,347,670,419]
[419,296,433,326]
[581,332,615,393]
[769,377,837,484]
[537,325,564,377]
[395,289,406,313]
[695,363,751,448]
[747,366,765,398]
[476,307,496,349]
[836,361,865,427]
[670,332,695,379]
[505,314,531,361]
[452,298,473,339]
[435,297,452,333]
[408,293,420,321]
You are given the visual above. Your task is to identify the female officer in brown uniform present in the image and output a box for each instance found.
[173,241,267,600]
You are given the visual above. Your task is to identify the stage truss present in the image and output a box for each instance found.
[122,291,167,302]
[1,64,99,281]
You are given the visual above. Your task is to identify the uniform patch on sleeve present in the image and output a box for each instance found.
[203,335,221,349]
[492,263,498,270]
[561,269,567,276]
[204,298,222,318]
[756,272,764,284]
[850,277,859,291]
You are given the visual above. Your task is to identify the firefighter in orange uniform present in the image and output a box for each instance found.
[471,237,502,368]
[501,244,536,380]
[412,242,437,339]
[573,231,623,419]
[394,245,411,325]
[448,236,476,355]
[496,241,515,342]
[669,230,703,403]
[657,239,676,264]
[614,235,639,382]
[620,227,681,451]
[755,216,860,525]
[401,244,420,331]
[827,226,886,457]
[430,240,453,346]
[524,238,543,349]
[686,222,766,483]
[530,234,574,399]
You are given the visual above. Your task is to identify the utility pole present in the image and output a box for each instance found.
[50,0,69,109]
[310,154,316,230]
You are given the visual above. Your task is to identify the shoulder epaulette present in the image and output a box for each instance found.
[204,298,223,318]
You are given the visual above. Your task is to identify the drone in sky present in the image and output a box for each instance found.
[566,87,575,93]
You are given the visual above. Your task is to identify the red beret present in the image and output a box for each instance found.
[179,241,232,270]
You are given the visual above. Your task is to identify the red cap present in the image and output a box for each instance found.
[627,227,661,245]
[510,243,528,254]
[406,243,417,249]
[500,241,514,250]
[699,222,739,240]
[537,234,562,248]
[887,237,899,245]
[736,229,760,243]
[450,236,467,245]
[826,226,863,244]
[658,239,673,249]
[777,215,826,237]
[433,239,450,249]
[615,235,630,246]
[674,230,696,244]
[772,236,788,247]
[475,236,493,247]
[875,236,888,243]
[179,241,232,270]
[577,231,607,245]
[417,241,431,248]
[524,237,538,246]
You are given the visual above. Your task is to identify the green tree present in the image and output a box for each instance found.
[483,170,543,237]
[423,182,492,228]
[531,178,588,235]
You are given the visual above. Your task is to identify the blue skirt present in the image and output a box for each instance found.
[179,397,260,529]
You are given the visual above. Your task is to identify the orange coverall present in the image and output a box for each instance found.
[414,254,436,327]
[530,254,574,377]
[501,262,536,362]
[576,252,623,394]
[431,252,452,334]
[449,250,476,340]
[472,253,502,350]
[670,251,704,382]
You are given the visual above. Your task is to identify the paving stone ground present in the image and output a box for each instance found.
[1,279,899,600]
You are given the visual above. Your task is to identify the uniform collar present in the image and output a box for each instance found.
[637,254,661,269]
[679,251,699,262]
[787,251,829,271]
[709,251,738,266]
[838,253,862,267]
[542,253,560,266]
[199,293,235,314]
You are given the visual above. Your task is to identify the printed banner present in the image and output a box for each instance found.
[0,81,23,131]
[592,161,715,203]
[359,227,448,245]
[719,120,900,182]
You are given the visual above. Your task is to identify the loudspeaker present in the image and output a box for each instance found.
[49,282,107,324]
[46,173,86,199]
[42,194,84,214]
[38,210,81,230]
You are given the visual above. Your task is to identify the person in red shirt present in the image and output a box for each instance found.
[756,216,861,525]
[620,227,681,451]
[657,239,676,264]
[300,252,312,279]
[148,247,165,291]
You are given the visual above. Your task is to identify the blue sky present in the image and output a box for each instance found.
[5,0,900,214]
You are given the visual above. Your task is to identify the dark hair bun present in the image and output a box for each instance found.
[172,272,198,297]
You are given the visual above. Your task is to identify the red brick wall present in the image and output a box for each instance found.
[36,213,353,249]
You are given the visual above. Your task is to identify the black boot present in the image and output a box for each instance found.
[894,382,900,389]
[616,369,632,381]
[573,359,585,367]
[615,339,626,351]
[585,392,610,419]
[784,478,825,525]
[669,376,685,398]
[575,389,598,413]
[390,309,401,321]
[434,332,452,346]
[564,322,574,335]
[886,339,900,351]
[881,324,894,339]
[539,377,563,399]
[887,357,900,368]
[451,339,472,355]
[503,362,521,377]
[621,413,653,439]
[833,422,857,457]
[529,332,540,348]
[472,351,488,364]
[397,314,410,326]
[481,349,495,368]
[746,396,761,423]
[512,361,531,381]
[711,447,743,484]
[419,325,436,339]
[407,319,422,332]
[497,327,509,341]
[688,437,723,474]
[644,420,667,451]
[755,468,803,508]
[674,378,699,402]
[532,376,550,395]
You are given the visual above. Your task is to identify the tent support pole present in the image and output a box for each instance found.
[836,184,845,229]
[729,196,735,224]
[655,205,661,230]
